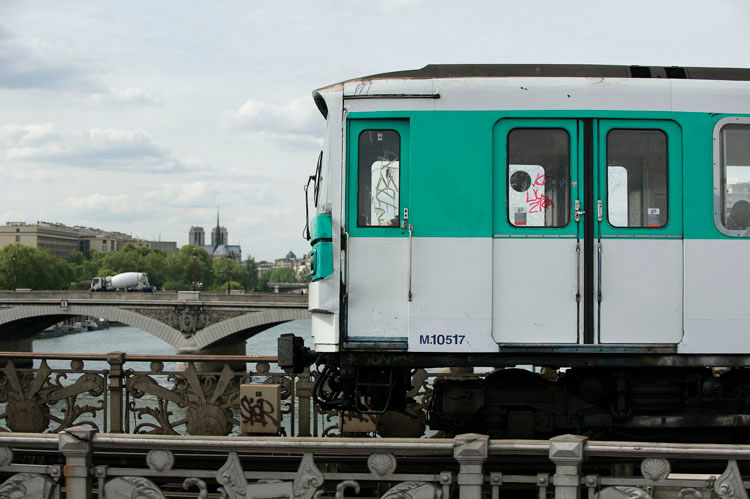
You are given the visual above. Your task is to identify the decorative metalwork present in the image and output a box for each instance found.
[367,453,397,477]
[127,363,235,435]
[0,473,59,499]
[679,489,704,499]
[104,476,165,499]
[183,478,208,498]
[0,447,13,467]
[381,482,442,499]
[335,480,360,499]
[146,449,175,472]
[640,457,671,481]
[0,360,105,433]
[715,460,749,498]
[217,451,324,499]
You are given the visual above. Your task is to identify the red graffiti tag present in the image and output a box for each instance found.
[525,188,554,214]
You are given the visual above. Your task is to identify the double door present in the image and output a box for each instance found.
[492,118,683,345]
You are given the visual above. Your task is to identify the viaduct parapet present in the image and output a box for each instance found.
[0,291,310,355]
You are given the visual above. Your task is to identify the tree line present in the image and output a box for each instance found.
[0,244,310,291]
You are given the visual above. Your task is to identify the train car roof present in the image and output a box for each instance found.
[312,64,750,117]
[358,64,750,82]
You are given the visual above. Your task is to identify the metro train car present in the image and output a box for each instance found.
[280,64,750,440]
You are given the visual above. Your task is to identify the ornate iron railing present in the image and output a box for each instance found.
[1,429,749,498]
[0,352,316,437]
[0,352,452,438]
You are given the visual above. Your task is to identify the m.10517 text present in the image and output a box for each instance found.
[419,334,466,345]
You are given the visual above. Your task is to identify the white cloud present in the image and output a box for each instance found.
[92,87,163,106]
[380,0,421,11]
[146,182,214,207]
[0,25,100,91]
[220,97,324,147]
[1,124,184,172]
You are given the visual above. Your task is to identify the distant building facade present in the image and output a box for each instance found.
[256,260,273,277]
[189,226,205,246]
[0,221,177,261]
[274,250,310,275]
[211,226,228,247]
[192,212,241,263]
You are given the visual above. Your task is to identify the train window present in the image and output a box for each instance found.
[719,124,750,233]
[357,130,400,227]
[507,129,570,227]
[606,129,668,228]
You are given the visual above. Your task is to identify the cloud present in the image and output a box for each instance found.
[0,124,184,172]
[380,0,421,11]
[220,97,324,148]
[92,87,163,106]
[62,193,137,214]
[0,25,100,91]
[145,182,215,207]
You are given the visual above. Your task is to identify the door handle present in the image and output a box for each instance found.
[408,224,414,302]
[574,200,585,222]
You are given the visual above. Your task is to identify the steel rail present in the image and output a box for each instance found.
[0,350,278,362]
[0,433,60,448]
[585,440,750,460]
[90,434,455,456]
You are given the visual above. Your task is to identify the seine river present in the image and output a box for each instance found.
[32,320,313,366]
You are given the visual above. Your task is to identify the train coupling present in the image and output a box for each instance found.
[277,334,314,374]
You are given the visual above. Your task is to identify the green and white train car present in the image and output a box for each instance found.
[286,65,750,439]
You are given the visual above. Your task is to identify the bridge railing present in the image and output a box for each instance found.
[0,351,449,438]
[1,429,748,498]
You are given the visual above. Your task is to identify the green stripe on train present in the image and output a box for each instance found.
[344,110,748,240]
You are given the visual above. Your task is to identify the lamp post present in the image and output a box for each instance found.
[11,254,16,292]
[191,251,197,291]
[226,254,232,295]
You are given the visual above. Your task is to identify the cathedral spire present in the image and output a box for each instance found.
[214,208,222,249]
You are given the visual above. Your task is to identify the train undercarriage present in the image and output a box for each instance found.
[279,336,750,442]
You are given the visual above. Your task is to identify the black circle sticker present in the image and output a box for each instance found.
[510,170,532,192]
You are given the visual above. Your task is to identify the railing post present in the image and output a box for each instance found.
[59,426,95,499]
[107,352,125,433]
[549,434,587,499]
[454,433,488,499]
[296,367,313,437]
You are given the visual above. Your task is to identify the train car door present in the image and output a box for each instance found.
[492,119,582,343]
[345,119,411,345]
[595,120,683,343]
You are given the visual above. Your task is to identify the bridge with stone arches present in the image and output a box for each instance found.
[0,290,309,355]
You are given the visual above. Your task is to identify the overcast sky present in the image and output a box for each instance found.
[1,1,748,261]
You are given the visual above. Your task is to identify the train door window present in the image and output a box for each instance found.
[507,128,570,227]
[357,130,400,227]
[606,129,668,228]
[718,123,750,233]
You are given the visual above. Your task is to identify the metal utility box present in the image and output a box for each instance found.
[240,384,281,435]
[339,411,377,434]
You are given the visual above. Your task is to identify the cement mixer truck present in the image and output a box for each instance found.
[90,272,153,292]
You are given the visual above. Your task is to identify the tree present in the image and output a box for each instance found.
[211,257,245,292]
[257,270,272,292]
[163,245,212,290]
[244,256,259,291]
[0,244,74,290]
[268,267,297,283]
[297,266,311,283]
[142,250,169,289]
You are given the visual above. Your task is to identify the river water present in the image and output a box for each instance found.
[32,320,313,358]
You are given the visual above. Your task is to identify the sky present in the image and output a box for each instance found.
[1,1,749,261]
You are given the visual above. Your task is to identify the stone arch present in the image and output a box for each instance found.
[190,308,310,350]
[0,304,184,348]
